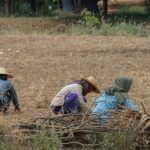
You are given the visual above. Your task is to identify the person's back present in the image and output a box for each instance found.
[51,83,84,106]
[0,79,11,91]
[0,79,11,105]
[0,68,20,112]
[93,77,138,121]
[50,76,100,116]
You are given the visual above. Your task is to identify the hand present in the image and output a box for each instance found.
[57,112,63,116]
[51,112,63,117]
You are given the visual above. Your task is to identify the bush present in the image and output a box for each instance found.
[14,2,31,16]
[101,132,136,150]
[32,131,61,150]
[78,10,101,28]
[36,5,54,17]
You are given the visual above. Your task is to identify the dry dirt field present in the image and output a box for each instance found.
[0,18,150,127]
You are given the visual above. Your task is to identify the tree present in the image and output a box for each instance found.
[0,0,5,7]
[103,0,108,18]
[7,0,14,15]
[145,0,150,12]
[29,0,36,13]
[0,0,5,14]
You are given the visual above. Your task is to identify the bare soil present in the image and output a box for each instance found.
[0,18,150,127]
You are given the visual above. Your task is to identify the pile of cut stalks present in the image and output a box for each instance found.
[14,106,150,149]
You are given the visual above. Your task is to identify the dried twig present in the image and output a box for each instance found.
[140,101,146,114]
[13,109,150,148]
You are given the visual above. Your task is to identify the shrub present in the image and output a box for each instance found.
[14,2,31,16]
[32,131,61,150]
[101,132,136,150]
[78,10,101,28]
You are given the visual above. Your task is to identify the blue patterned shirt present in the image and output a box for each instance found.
[0,79,19,108]
[93,92,138,120]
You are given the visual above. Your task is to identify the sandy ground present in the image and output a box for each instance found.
[0,18,150,126]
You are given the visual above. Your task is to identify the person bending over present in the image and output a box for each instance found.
[0,68,20,112]
[50,76,100,116]
[93,77,138,121]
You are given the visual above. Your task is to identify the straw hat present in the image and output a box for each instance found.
[0,68,13,78]
[82,76,100,93]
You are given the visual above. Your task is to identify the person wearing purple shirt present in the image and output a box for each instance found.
[50,76,100,117]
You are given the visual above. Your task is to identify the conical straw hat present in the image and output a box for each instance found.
[82,76,100,93]
[0,68,13,78]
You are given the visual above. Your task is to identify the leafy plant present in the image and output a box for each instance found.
[32,131,60,150]
[14,1,32,16]
[79,10,101,27]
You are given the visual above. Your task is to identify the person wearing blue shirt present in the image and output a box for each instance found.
[0,68,20,112]
[93,77,138,121]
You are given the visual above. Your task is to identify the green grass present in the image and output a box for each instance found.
[32,131,61,150]
[107,5,150,24]
[68,21,150,37]
[67,5,150,37]
[0,5,149,37]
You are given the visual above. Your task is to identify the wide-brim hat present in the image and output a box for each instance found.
[82,76,100,93]
[0,68,13,78]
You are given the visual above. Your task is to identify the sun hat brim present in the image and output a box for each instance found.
[7,74,14,78]
[0,68,14,78]
[82,77,100,93]
[0,73,14,78]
